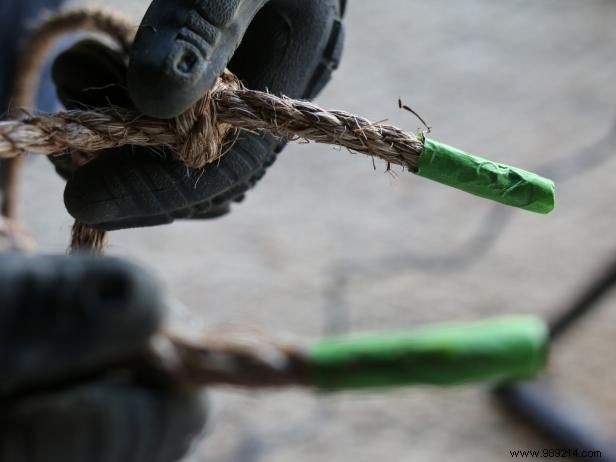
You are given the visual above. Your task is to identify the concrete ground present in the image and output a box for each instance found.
[20,0,616,460]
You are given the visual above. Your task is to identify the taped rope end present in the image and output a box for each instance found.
[417,138,556,214]
[309,316,548,391]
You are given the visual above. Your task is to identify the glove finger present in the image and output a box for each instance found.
[0,382,207,462]
[52,39,132,110]
[128,0,269,118]
[229,0,344,100]
[50,39,133,179]
[0,254,163,396]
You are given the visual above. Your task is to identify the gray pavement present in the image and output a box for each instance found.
[20,0,616,460]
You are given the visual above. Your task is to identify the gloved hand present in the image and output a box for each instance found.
[0,253,207,462]
[52,0,345,230]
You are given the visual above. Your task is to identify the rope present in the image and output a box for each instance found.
[107,316,549,391]
[0,7,423,254]
[0,81,423,170]
[155,331,311,389]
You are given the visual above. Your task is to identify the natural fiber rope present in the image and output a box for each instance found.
[0,70,244,168]
[0,7,424,254]
[0,84,424,169]
[0,81,423,171]
[154,330,311,389]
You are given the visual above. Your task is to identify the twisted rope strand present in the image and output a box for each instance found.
[216,90,424,171]
[156,333,311,389]
[0,87,424,170]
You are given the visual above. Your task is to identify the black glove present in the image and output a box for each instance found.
[52,0,345,231]
[0,254,207,462]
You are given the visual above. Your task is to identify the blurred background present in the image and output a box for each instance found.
[21,0,616,460]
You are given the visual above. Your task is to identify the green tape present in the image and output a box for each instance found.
[309,316,548,391]
[417,138,555,214]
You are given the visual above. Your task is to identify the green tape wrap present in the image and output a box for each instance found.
[417,138,555,214]
[309,316,547,391]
